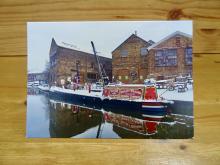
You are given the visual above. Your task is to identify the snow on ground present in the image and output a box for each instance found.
[50,84,193,102]
[157,84,193,102]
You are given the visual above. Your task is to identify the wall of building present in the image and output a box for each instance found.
[112,33,192,83]
[112,34,151,84]
[148,35,192,80]
[49,41,112,86]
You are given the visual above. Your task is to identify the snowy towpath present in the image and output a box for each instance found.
[157,84,193,102]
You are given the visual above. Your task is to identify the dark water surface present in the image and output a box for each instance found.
[26,88,193,139]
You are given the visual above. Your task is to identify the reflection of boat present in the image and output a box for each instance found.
[27,87,40,95]
[104,111,158,135]
[49,99,160,137]
[27,82,34,87]
[48,99,193,139]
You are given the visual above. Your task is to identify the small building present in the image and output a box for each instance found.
[49,38,112,86]
[28,72,49,84]
[112,31,192,83]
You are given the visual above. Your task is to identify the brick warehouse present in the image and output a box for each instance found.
[49,38,112,85]
[112,31,192,83]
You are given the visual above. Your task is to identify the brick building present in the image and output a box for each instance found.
[49,38,112,85]
[112,31,192,83]
[112,34,152,83]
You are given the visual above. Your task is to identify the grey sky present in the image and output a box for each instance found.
[27,21,192,73]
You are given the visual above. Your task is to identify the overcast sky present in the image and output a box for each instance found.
[27,21,192,73]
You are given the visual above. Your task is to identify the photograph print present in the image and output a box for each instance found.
[27,21,193,138]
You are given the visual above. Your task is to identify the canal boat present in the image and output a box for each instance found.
[49,82,173,120]
[49,86,103,109]
[102,83,173,120]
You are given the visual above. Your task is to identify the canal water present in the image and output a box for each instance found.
[26,88,193,139]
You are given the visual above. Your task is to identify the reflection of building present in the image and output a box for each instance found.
[112,31,192,83]
[49,38,112,85]
[49,102,103,138]
[28,72,48,83]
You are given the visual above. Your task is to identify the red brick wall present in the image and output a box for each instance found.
[49,46,112,85]
[112,35,151,83]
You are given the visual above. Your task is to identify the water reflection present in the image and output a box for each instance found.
[49,101,103,138]
[27,88,193,138]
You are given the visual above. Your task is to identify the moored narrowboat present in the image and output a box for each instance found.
[102,83,173,119]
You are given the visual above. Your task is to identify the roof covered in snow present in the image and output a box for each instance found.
[147,31,192,50]
[51,38,111,59]
[55,39,94,55]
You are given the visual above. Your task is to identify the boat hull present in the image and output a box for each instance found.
[49,90,103,110]
[103,98,169,119]
[49,90,171,119]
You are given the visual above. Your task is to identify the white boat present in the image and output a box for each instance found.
[38,84,50,91]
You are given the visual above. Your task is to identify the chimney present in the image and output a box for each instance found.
[134,30,137,36]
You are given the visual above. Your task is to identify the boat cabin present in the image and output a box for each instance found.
[103,84,158,101]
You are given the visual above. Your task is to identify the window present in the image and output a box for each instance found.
[165,49,177,66]
[185,47,192,65]
[125,76,128,80]
[90,62,94,68]
[140,75,143,80]
[120,50,128,57]
[118,76,121,80]
[140,47,148,56]
[155,49,177,66]
[155,50,164,66]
